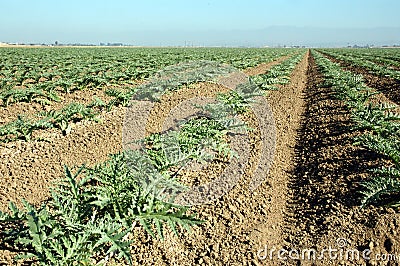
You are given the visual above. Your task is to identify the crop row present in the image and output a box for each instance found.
[0,51,306,264]
[250,51,305,90]
[312,50,400,207]
[0,52,306,143]
[318,49,400,80]
[321,48,400,68]
[0,48,299,106]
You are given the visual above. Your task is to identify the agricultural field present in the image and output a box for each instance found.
[0,47,400,265]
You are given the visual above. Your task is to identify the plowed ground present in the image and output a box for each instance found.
[0,51,399,266]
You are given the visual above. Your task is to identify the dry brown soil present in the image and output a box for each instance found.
[0,52,399,266]
[281,53,400,266]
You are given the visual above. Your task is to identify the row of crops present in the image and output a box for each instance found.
[317,48,400,80]
[0,49,306,264]
[0,48,304,143]
[313,50,400,207]
[0,47,297,106]
[320,48,400,67]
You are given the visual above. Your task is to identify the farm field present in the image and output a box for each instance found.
[0,47,400,265]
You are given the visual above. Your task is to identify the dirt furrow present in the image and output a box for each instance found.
[250,51,310,265]
[282,52,400,266]
[1,49,399,266]
[123,52,310,265]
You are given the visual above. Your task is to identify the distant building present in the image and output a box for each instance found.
[107,43,123,46]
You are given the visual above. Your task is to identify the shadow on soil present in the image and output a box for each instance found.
[286,53,385,239]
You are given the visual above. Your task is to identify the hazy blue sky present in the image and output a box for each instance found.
[1,0,399,46]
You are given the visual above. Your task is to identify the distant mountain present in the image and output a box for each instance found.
[3,26,399,47]
[258,26,400,47]
[130,26,400,47]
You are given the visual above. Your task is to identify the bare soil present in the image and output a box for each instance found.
[0,52,399,266]
[0,106,126,263]
[0,55,288,264]
[282,53,400,266]
[118,52,311,265]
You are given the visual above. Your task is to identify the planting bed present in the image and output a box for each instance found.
[0,48,399,265]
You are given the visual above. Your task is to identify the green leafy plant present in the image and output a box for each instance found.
[145,117,234,173]
[54,79,75,94]
[41,103,99,135]
[360,167,400,207]
[105,88,136,111]
[0,115,52,142]
[79,75,109,88]
[341,87,379,109]
[87,96,107,110]
[0,152,203,265]
[249,52,304,91]
[0,87,60,106]
[354,134,400,168]
[216,84,263,114]
[351,103,400,137]
[313,49,400,208]
[249,75,280,91]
